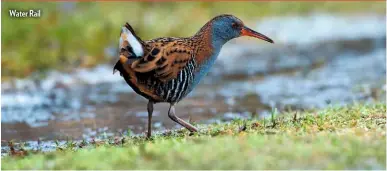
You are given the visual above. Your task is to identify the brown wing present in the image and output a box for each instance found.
[131,40,193,82]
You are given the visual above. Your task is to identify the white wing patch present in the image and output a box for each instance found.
[120,27,144,57]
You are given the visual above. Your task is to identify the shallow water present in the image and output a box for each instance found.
[1,14,386,153]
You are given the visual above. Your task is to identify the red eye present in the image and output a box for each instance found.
[232,22,238,29]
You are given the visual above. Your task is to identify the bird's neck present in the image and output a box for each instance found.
[187,23,225,89]
[191,22,226,65]
[193,22,228,51]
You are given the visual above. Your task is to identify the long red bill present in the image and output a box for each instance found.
[241,26,274,43]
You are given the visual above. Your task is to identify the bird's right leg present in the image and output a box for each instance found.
[168,104,198,132]
[147,100,154,138]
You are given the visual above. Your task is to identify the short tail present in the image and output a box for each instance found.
[120,22,144,57]
[115,22,144,75]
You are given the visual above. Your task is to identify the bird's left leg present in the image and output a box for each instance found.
[147,100,154,138]
[168,103,198,132]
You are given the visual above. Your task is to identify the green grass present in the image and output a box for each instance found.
[2,1,386,79]
[2,103,386,169]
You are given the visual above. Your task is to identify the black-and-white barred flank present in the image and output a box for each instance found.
[155,58,197,103]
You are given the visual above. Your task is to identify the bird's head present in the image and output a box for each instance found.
[210,14,274,44]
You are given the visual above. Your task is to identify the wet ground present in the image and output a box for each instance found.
[1,14,386,152]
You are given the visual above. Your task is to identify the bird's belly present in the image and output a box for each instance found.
[155,52,220,102]
[154,59,196,103]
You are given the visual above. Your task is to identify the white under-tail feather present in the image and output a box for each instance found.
[120,27,144,57]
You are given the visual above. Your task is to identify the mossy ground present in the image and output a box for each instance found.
[2,103,386,169]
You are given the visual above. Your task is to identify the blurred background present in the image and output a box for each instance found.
[1,1,386,150]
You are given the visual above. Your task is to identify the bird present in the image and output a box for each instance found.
[113,14,274,138]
